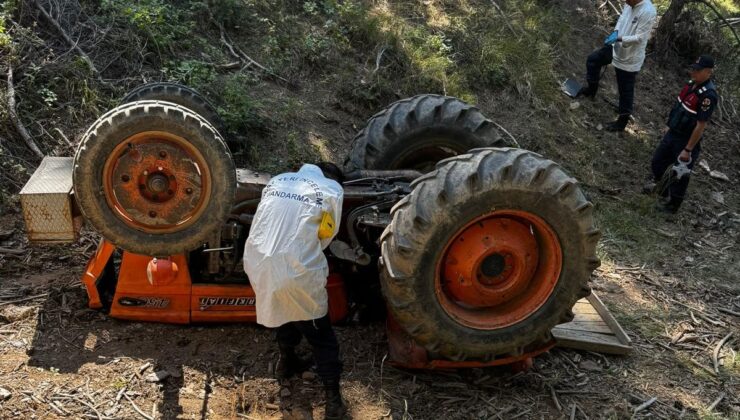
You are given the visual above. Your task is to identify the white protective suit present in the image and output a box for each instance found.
[243,164,343,328]
[612,0,657,72]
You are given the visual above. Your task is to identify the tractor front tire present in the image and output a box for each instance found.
[74,100,235,256]
[380,148,600,360]
[121,82,229,143]
[345,94,510,172]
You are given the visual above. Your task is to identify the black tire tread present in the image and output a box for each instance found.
[380,147,600,360]
[74,100,236,256]
[121,82,227,137]
[345,94,511,171]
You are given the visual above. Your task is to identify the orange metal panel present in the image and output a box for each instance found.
[191,284,257,323]
[326,273,348,323]
[81,239,116,309]
[109,252,191,324]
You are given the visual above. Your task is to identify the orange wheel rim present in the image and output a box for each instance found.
[435,210,562,330]
[102,131,211,233]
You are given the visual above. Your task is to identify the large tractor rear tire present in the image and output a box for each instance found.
[73,100,236,256]
[380,148,600,360]
[345,94,510,172]
[121,82,229,142]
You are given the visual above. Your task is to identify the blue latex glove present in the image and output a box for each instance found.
[604,30,618,46]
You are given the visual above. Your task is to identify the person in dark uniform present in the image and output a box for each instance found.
[648,55,717,213]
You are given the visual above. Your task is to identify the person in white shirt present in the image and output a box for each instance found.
[578,0,657,131]
[244,162,347,419]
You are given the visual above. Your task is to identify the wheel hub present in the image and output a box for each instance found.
[442,217,538,308]
[436,210,563,330]
[103,131,210,233]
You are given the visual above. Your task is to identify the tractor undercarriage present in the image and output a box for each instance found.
[20,83,602,370]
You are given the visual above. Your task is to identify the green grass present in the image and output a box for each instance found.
[613,308,666,340]
[595,197,669,263]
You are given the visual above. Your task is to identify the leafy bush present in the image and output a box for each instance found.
[100,0,193,50]
[216,73,266,135]
[163,60,216,88]
[0,13,11,48]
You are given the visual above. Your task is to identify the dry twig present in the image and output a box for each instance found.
[707,393,725,411]
[633,396,657,413]
[31,0,111,88]
[6,65,44,160]
[489,1,520,36]
[712,332,733,374]
[124,393,153,420]
[0,293,48,306]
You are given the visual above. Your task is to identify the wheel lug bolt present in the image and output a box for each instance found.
[157,166,163,171]
[143,170,149,176]
[149,211,157,218]
[159,151,167,158]
[185,188,193,195]
[121,174,130,182]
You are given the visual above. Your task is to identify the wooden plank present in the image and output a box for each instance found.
[556,321,613,334]
[572,312,605,322]
[552,291,632,354]
[552,327,632,355]
[572,299,599,314]
[588,292,631,344]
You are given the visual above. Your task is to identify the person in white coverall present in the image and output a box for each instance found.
[578,0,657,131]
[243,162,347,419]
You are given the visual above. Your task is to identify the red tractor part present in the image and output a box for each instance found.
[386,314,554,371]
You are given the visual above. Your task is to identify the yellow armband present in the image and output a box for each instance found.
[318,211,335,240]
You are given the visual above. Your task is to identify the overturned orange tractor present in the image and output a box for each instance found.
[22,83,600,369]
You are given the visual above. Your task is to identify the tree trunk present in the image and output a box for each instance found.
[655,0,691,56]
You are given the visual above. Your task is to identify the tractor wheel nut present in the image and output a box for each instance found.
[149,211,157,218]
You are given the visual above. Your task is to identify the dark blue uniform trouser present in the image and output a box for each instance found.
[586,45,638,117]
[651,130,701,207]
[276,314,342,386]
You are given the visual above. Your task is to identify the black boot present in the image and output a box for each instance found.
[577,83,597,98]
[277,347,312,380]
[324,384,347,420]
[642,180,657,195]
[655,196,682,214]
[604,115,630,132]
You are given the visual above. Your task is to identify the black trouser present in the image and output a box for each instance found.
[651,129,701,207]
[276,314,342,386]
[586,45,638,117]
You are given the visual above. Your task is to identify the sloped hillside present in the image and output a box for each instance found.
[0,0,739,418]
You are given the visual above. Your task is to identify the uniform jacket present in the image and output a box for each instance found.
[667,79,717,136]
[243,164,343,328]
[612,0,657,72]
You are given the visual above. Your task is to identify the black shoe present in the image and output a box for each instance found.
[604,115,630,132]
[577,86,596,98]
[324,386,348,420]
[655,200,679,214]
[277,349,313,380]
[642,181,656,195]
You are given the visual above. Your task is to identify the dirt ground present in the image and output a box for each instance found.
[0,211,738,420]
[1,6,740,419]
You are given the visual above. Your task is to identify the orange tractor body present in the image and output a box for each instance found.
[22,84,600,370]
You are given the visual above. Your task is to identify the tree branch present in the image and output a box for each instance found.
[31,0,112,88]
[698,0,740,51]
[6,64,44,160]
